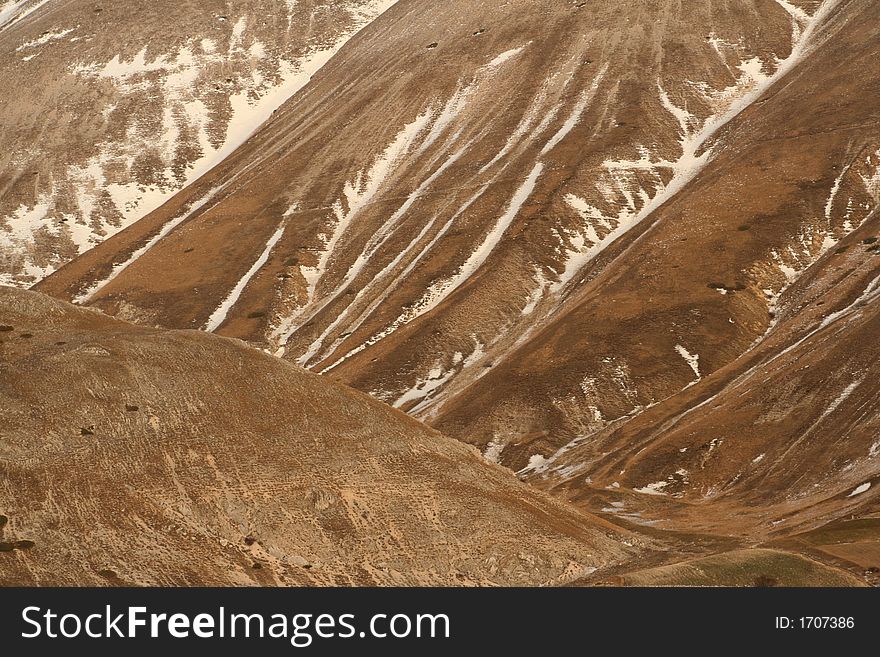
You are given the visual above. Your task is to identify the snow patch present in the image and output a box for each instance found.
[272,108,434,347]
[5,1,402,286]
[825,165,849,219]
[634,481,669,496]
[540,65,608,156]
[386,165,544,341]
[73,187,221,303]
[675,344,701,379]
[0,0,49,32]
[204,220,287,332]
[517,454,549,476]
[483,440,505,463]
[485,45,526,69]
[848,482,871,498]
[553,5,844,292]
[821,380,862,419]
[16,27,75,50]
[393,337,486,412]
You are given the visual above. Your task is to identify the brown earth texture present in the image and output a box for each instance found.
[1,0,879,586]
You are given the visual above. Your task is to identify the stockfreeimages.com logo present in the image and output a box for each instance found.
[21,606,451,646]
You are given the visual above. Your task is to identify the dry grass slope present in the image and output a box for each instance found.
[0,286,644,586]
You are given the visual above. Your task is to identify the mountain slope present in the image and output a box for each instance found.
[536,213,880,539]
[0,285,644,586]
[7,0,880,587]
[482,0,880,548]
[39,0,804,377]
[38,0,879,472]
[433,0,880,467]
[0,0,399,285]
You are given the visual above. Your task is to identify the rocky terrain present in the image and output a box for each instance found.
[2,0,878,586]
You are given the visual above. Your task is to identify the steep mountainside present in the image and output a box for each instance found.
[5,0,880,587]
[39,0,878,471]
[0,286,643,586]
[536,211,880,539]
[436,0,880,469]
[39,0,807,369]
[0,0,399,285]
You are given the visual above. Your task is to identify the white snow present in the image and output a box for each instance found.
[540,66,608,156]
[74,41,363,228]
[230,16,247,51]
[554,191,634,291]
[634,481,669,496]
[659,87,696,137]
[16,27,75,50]
[825,164,849,219]
[820,234,837,253]
[0,0,49,32]
[0,198,54,282]
[774,0,812,22]
[306,216,439,366]
[687,276,880,474]
[771,249,800,283]
[292,38,524,329]
[392,362,454,409]
[73,187,221,303]
[292,139,475,367]
[459,166,547,289]
[517,454,549,476]
[553,462,589,479]
[755,273,880,375]
[312,146,475,363]
[332,110,434,238]
[416,87,472,157]
[393,338,486,411]
[706,32,735,61]
[860,149,880,200]
[6,1,402,286]
[675,344,702,379]
[204,220,287,332]
[521,268,550,316]
[257,0,855,396]
[468,163,544,267]
[847,482,871,497]
[321,149,540,368]
[271,108,435,348]
[485,45,526,69]
[736,57,768,83]
[480,53,583,172]
[554,2,843,292]
[283,49,581,363]
[0,198,51,243]
[483,440,505,463]
[822,380,862,418]
[478,93,546,174]
[325,184,491,361]
[774,0,811,41]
